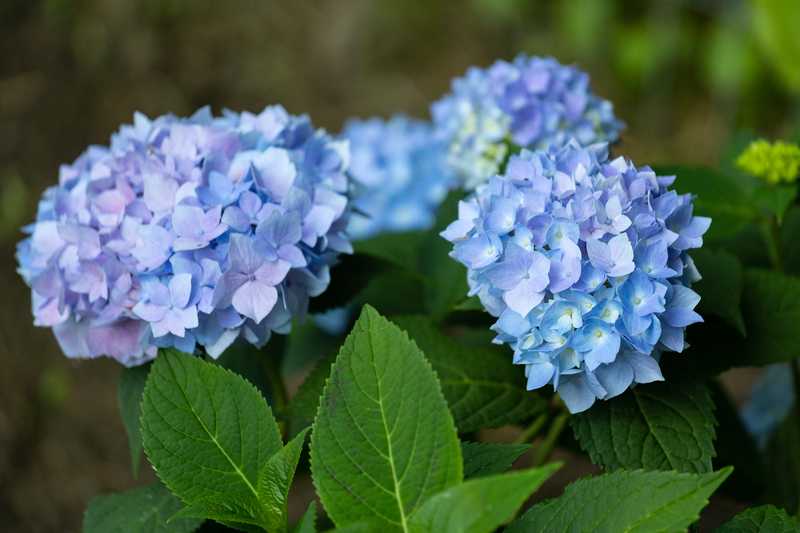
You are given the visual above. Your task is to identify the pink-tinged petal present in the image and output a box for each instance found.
[143,173,178,213]
[278,244,307,267]
[86,319,150,363]
[149,317,171,338]
[172,205,205,238]
[34,296,69,326]
[239,191,262,218]
[132,301,168,323]
[31,221,65,261]
[222,206,250,232]
[232,281,278,323]
[254,259,291,286]
[169,273,193,308]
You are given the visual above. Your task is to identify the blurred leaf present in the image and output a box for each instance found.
[408,465,561,533]
[709,381,765,501]
[282,319,341,377]
[752,0,800,93]
[752,184,797,223]
[717,505,800,532]
[393,316,546,432]
[354,268,427,316]
[656,165,758,241]
[765,406,800,514]
[215,337,285,408]
[507,468,732,533]
[118,363,150,478]
[293,502,316,533]
[556,0,612,57]
[309,254,387,313]
[287,355,334,438]
[741,269,800,365]
[692,248,746,335]
[571,381,717,473]
[353,231,426,273]
[83,482,203,533]
[461,441,531,479]
[705,19,759,95]
[781,206,800,276]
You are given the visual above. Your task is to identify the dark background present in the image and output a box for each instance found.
[1,1,799,531]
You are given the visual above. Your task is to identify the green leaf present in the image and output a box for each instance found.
[118,363,151,478]
[692,248,746,335]
[354,231,427,273]
[753,184,798,223]
[571,381,717,473]
[408,464,561,533]
[214,338,283,406]
[354,270,427,316]
[287,356,334,438]
[141,349,284,528]
[506,468,732,533]
[717,505,800,532]
[310,306,463,531]
[656,165,757,241]
[765,407,800,514]
[83,483,203,533]
[393,316,546,432]
[741,269,800,365]
[452,296,484,312]
[461,441,531,479]
[293,502,317,533]
[780,206,800,276]
[257,428,310,532]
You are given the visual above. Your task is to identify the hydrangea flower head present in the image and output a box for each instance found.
[442,140,709,413]
[736,139,800,184]
[432,55,623,190]
[344,115,454,239]
[16,106,351,366]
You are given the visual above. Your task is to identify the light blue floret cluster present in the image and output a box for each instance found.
[442,141,709,412]
[344,115,454,240]
[432,55,624,190]
[16,106,351,366]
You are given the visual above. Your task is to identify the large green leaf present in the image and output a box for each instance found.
[408,464,561,533]
[141,349,292,531]
[692,248,746,335]
[118,363,151,477]
[461,441,531,479]
[257,429,310,532]
[571,381,717,473]
[83,483,203,533]
[506,468,732,533]
[310,306,462,531]
[717,505,800,532]
[392,316,546,432]
[741,269,800,364]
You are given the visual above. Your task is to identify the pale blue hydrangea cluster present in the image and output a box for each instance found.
[344,115,454,240]
[432,55,623,190]
[442,140,709,412]
[16,106,351,366]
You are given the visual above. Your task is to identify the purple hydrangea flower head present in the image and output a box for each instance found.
[16,106,351,366]
[432,55,624,190]
[442,140,709,413]
[343,115,455,240]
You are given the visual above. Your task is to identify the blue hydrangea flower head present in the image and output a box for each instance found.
[344,115,455,240]
[16,106,351,366]
[442,140,709,413]
[432,55,624,190]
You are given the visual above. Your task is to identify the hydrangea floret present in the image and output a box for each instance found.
[736,139,800,184]
[344,115,454,239]
[442,140,709,412]
[16,106,351,366]
[432,55,624,190]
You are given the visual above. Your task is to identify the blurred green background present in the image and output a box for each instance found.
[1,0,799,531]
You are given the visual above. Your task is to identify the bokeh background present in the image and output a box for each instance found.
[2,1,799,531]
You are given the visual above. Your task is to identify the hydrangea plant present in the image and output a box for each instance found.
[432,55,624,190]
[16,106,351,365]
[441,141,709,412]
[15,56,800,533]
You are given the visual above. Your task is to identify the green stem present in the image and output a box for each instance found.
[531,411,569,467]
[514,413,548,445]
[261,335,288,434]
[763,216,784,272]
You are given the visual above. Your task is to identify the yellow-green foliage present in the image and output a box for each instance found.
[737,139,800,184]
